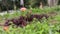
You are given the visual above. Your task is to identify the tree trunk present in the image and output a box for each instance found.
[0,7,1,12]
[53,0,58,6]
[20,0,24,7]
[47,0,58,7]
[39,2,43,9]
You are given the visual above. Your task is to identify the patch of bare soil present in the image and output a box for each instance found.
[47,11,59,25]
[49,19,59,25]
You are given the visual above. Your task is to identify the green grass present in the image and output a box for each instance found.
[0,20,60,34]
[0,6,60,34]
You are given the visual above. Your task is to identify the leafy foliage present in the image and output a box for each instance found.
[0,7,60,34]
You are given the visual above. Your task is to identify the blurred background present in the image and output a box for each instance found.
[0,0,60,12]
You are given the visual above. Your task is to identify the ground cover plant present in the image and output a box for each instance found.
[0,6,60,34]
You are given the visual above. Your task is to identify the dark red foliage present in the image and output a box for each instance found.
[19,16,26,20]
[4,20,11,26]
[3,14,49,27]
[11,19,20,26]
[19,20,27,27]
[31,14,49,20]
[9,16,27,27]
[26,15,34,22]
[41,14,49,20]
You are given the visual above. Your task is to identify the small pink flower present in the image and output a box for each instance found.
[20,7,27,12]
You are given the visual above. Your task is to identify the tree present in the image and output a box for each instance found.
[20,0,24,7]
[47,0,59,7]
[2,0,10,13]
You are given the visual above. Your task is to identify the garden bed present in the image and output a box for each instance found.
[0,7,60,34]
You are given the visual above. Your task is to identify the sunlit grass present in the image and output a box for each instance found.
[0,6,60,34]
